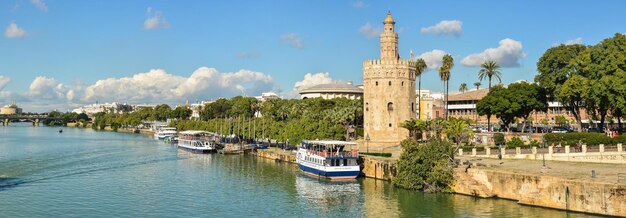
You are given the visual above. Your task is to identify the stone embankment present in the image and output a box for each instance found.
[359,155,626,217]
[454,168,626,216]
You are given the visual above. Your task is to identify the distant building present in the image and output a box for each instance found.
[417,90,444,120]
[0,100,22,115]
[71,102,132,115]
[363,12,417,147]
[446,86,592,128]
[255,92,281,102]
[299,82,363,100]
[189,100,215,119]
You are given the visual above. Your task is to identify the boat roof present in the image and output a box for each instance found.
[161,127,177,130]
[179,130,218,136]
[302,140,357,145]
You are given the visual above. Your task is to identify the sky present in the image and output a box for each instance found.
[1,0,625,112]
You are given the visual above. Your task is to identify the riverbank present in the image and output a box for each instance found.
[253,147,626,217]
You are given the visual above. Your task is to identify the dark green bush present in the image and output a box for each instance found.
[543,132,615,146]
[529,140,541,148]
[493,133,505,146]
[360,152,392,157]
[393,139,454,192]
[507,137,525,148]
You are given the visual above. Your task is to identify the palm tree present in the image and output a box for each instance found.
[439,54,454,120]
[478,60,501,132]
[473,82,481,91]
[415,58,427,119]
[458,83,468,93]
[478,60,502,91]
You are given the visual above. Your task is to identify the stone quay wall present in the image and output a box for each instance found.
[454,168,626,217]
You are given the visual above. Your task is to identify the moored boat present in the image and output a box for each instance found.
[296,140,360,180]
[154,127,177,140]
[177,131,218,153]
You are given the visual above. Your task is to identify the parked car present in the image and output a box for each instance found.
[587,127,603,133]
[551,127,569,133]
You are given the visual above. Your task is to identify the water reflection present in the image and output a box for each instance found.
[295,175,364,216]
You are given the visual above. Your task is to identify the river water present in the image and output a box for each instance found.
[0,124,597,217]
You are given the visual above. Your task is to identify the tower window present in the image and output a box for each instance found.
[412,103,414,112]
[402,81,404,86]
[387,102,393,112]
[376,81,378,86]
[388,81,391,86]
[389,123,392,127]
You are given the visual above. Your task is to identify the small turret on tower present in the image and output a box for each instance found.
[380,11,399,60]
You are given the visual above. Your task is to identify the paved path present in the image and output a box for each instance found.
[457,156,626,184]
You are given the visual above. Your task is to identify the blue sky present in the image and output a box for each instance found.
[1,0,625,112]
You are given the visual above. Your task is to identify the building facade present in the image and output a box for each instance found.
[0,101,22,115]
[363,12,417,146]
[299,82,363,100]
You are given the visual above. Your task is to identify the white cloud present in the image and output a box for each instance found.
[293,72,336,91]
[283,72,338,99]
[83,67,274,103]
[30,0,48,12]
[461,38,526,67]
[280,33,304,49]
[5,22,28,38]
[352,0,367,8]
[27,76,71,100]
[144,7,169,30]
[565,37,583,45]
[0,76,10,91]
[359,22,382,39]
[415,49,449,70]
[420,20,462,37]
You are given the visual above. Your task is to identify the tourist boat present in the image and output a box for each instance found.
[154,127,177,140]
[296,140,360,180]
[177,131,218,153]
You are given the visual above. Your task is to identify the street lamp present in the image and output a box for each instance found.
[365,133,370,153]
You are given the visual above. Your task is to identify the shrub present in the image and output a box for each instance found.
[543,132,614,146]
[529,140,541,148]
[360,152,392,157]
[393,139,454,192]
[493,133,505,146]
[507,137,525,148]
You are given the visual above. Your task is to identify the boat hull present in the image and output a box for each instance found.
[298,163,359,180]
[177,145,214,154]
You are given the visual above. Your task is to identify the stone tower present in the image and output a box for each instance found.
[363,12,417,146]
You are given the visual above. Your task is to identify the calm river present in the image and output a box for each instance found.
[0,124,597,217]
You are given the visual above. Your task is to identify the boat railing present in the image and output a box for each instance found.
[308,149,358,158]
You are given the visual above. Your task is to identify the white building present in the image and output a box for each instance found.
[299,82,363,100]
[255,92,281,102]
[71,102,132,115]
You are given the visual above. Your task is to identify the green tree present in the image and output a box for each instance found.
[473,82,481,91]
[393,139,454,192]
[458,83,468,93]
[171,106,192,120]
[416,58,427,119]
[439,54,454,119]
[558,75,590,131]
[535,44,587,97]
[445,117,473,146]
[478,60,502,91]
[153,104,172,121]
[507,82,548,133]
[477,85,516,132]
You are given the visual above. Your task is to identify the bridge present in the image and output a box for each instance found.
[0,114,65,126]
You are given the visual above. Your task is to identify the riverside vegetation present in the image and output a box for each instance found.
[83,97,362,145]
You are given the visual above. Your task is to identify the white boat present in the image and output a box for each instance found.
[154,127,177,140]
[296,140,360,180]
[177,131,218,153]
